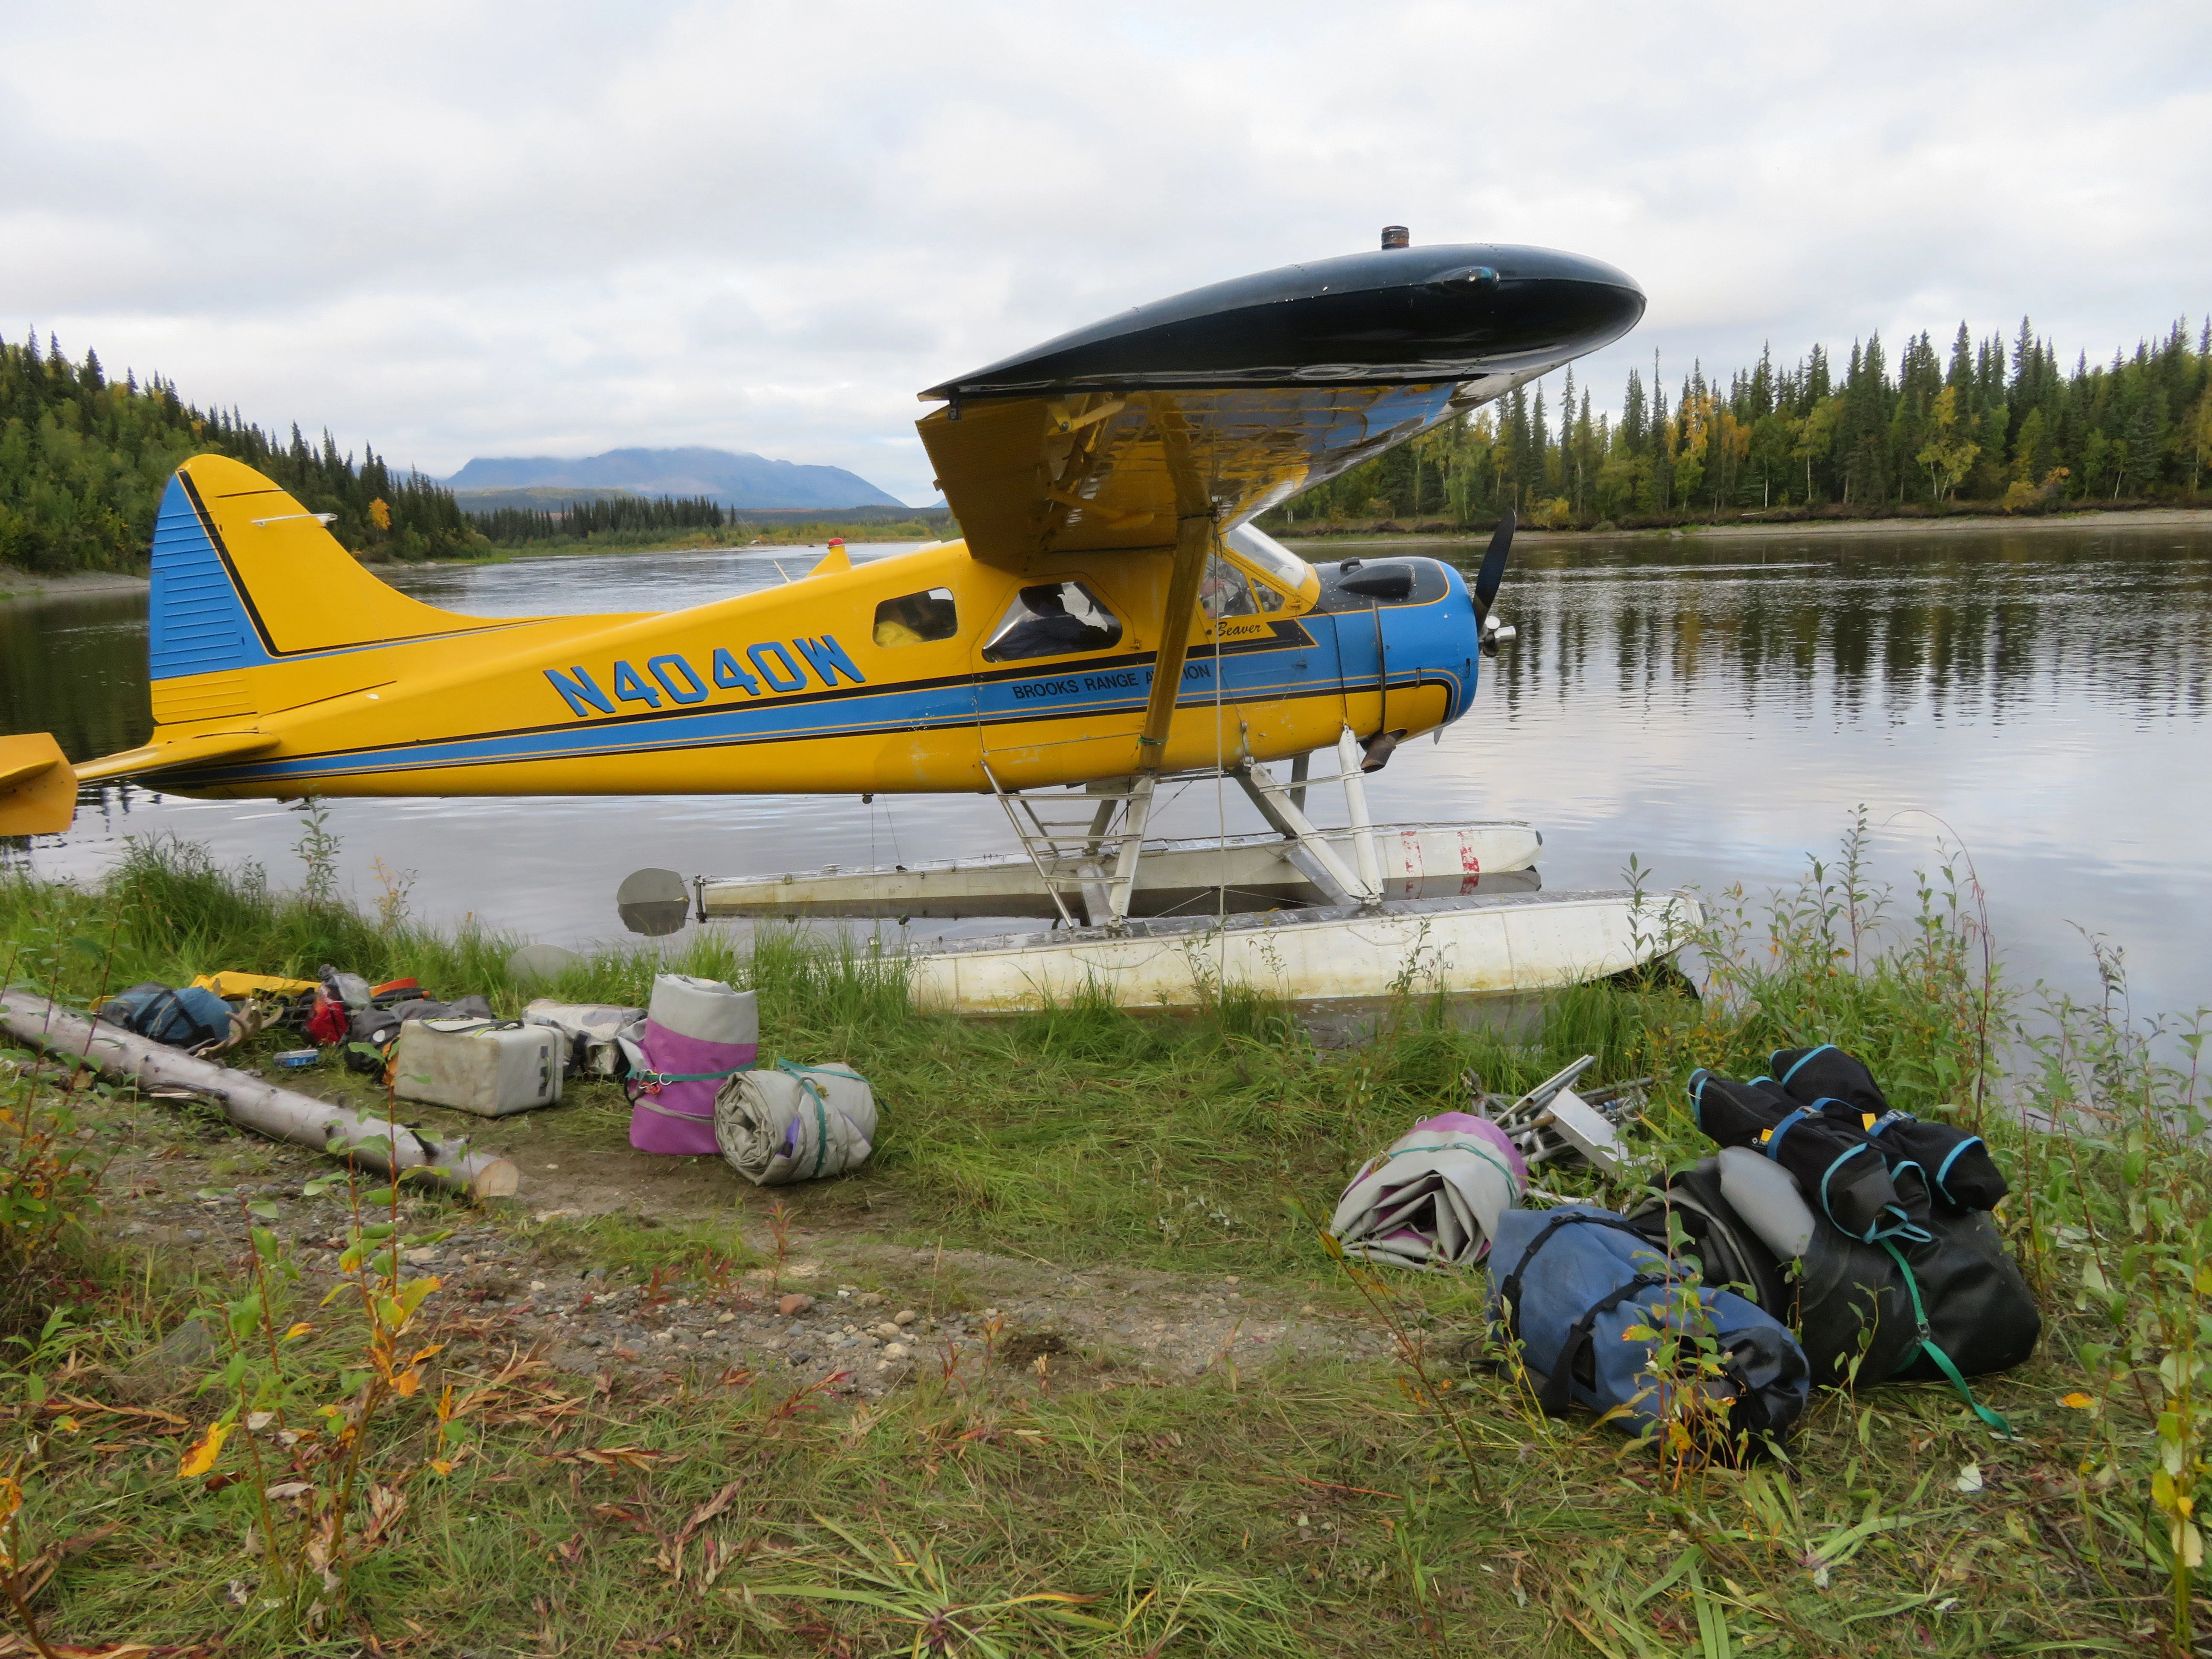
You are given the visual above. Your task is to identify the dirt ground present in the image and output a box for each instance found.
[61,1061,1402,1406]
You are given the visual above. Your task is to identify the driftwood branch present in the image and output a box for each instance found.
[0,987,520,1201]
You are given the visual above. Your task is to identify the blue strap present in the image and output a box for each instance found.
[1776,1044,1837,1087]
[1934,1136,1984,1205]
[1764,1106,1813,1161]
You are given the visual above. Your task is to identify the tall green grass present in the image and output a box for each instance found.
[9,822,2212,1651]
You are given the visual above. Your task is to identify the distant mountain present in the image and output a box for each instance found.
[442,446,905,510]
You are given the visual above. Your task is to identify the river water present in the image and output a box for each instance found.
[5,521,2209,1020]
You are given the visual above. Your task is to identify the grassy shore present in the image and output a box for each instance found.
[1,830,2207,1656]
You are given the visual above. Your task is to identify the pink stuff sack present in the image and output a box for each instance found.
[624,974,758,1155]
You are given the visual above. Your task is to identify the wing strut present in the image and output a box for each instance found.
[1133,398,1215,775]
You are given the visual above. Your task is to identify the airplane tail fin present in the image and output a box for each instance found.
[0,733,76,835]
[148,454,495,726]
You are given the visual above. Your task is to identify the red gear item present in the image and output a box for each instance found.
[305,992,350,1046]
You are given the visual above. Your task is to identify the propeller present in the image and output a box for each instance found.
[1474,507,1516,656]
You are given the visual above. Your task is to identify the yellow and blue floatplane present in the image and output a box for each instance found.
[1,229,1700,1013]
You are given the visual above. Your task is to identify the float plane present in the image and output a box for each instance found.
[2,230,1689,1010]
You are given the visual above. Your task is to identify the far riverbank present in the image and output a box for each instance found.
[1281,504,2212,548]
[9,507,2211,606]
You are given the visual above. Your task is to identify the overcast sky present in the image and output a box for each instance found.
[6,1,2206,505]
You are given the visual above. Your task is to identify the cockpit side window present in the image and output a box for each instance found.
[873,588,958,647]
[981,580,1123,662]
[1223,523,1316,601]
[1199,552,1260,620]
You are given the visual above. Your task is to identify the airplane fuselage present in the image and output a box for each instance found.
[156,532,1479,801]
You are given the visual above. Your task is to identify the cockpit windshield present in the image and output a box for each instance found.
[1223,524,1315,600]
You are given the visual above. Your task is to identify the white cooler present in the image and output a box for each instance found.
[393,1018,564,1117]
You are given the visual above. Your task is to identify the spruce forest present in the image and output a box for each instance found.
[0,331,482,574]
[7,319,2211,577]
[1265,318,2212,531]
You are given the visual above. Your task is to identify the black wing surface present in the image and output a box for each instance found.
[917,242,1643,568]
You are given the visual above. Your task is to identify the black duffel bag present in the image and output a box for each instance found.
[1631,1138,2037,1430]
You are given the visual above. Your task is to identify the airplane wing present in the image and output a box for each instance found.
[917,241,1643,568]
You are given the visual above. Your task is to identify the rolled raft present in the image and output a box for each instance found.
[715,1062,877,1185]
[624,974,758,1155]
[1327,1112,1526,1269]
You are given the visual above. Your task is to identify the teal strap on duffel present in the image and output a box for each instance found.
[775,1061,863,1179]
[1878,1238,2015,1437]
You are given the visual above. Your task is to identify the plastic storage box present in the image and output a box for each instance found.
[393,1019,564,1117]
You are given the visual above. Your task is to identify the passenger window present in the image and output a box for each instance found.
[873,588,958,647]
[981,580,1123,662]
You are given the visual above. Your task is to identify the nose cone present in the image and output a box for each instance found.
[1339,556,1485,726]
[924,242,1644,398]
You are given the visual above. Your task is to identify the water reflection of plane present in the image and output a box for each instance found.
[3,229,1702,1010]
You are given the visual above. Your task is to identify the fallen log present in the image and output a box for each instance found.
[0,987,521,1201]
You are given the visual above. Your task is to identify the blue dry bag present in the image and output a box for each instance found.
[1487,1205,1809,1458]
[96,982,235,1050]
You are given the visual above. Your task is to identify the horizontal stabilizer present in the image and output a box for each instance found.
[73,730,280,786]
[0,733,76,835]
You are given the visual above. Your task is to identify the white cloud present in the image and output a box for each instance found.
[4,0,2205,502]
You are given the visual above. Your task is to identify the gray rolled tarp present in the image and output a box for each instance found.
[1327,1112,1527,1270]
[713,1061,877,1185]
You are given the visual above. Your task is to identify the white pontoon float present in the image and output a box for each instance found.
[647,736,1699,1016]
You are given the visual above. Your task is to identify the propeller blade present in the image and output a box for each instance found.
[1474,507,1515,616]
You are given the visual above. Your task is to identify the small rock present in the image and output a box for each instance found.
[856,1292,886,1308]
[529,1280,548,1293]
[716,1312,736,1324]
[870,1322,901,1340]
[403,1247,440,1264]
[182,1228,205,1242]
[1300,1305,1316,1316]
[1224,1276,1239,1285]
[779,1293,814,1317]
[883,1342,909,1360]
[981,1307,1001,1320]
[894,1309,917,1327]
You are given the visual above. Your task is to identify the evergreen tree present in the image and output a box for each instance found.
[0,331,484,573]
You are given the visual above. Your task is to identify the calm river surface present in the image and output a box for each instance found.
[6,521,2209,1020]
